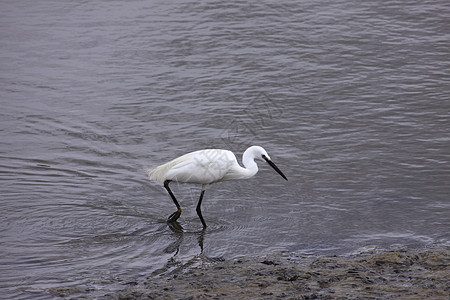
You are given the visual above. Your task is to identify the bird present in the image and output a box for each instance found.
[146,145,288,228]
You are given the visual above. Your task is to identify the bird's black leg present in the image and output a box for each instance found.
[164,180,182,223]
[196,188,207,228]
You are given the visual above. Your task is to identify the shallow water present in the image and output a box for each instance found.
[1,0,449,298]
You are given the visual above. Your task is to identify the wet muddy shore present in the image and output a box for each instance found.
[52,246,449,299]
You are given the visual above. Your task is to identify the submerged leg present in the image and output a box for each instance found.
[196,185,207,228]
[164,180,182,223]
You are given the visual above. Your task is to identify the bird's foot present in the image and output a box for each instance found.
[167,209,182,223]
[168,220,183,232]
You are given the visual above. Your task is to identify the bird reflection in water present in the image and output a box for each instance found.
[166,221,206,254]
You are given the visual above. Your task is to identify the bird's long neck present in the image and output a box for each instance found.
[239,150,258,179]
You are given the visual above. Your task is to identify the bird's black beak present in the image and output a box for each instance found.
[262,155,288,181]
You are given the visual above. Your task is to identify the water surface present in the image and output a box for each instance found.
[1,0,449,298]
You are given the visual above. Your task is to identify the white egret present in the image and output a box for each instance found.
[146,145,287,228]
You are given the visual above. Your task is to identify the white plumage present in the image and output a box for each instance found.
[146,146,287,228]
[147,149,237,184]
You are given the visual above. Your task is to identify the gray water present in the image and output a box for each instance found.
[1,0,449,298]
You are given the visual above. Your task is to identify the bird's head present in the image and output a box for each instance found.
[248,146,288,181]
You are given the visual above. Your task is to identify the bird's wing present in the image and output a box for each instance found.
[145,152,194,184]
[166,149,237,184]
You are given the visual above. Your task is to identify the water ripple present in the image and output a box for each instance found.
[1,0,449,298]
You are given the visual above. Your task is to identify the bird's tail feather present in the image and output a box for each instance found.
[144,166,160,184]
[144,164,170,185]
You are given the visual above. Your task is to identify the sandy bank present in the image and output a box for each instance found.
[52,246,449,299]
